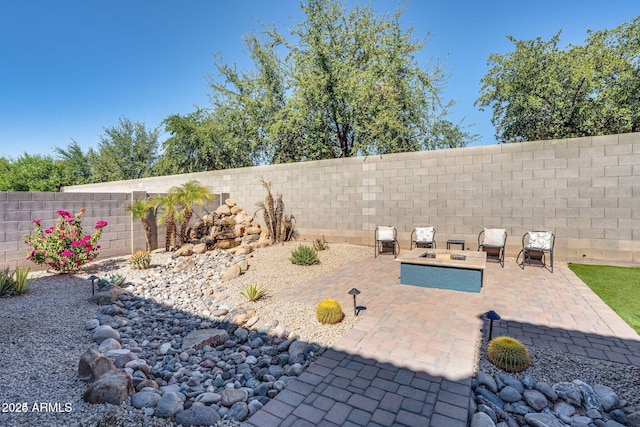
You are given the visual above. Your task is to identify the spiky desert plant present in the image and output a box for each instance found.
[11,266,33,295]
[125,197,154,251]
[0,268,14,297]
[487,336,530,373]
[290,245,320,266]
[312,236,328,251]
[130,250,151,270]
[261,178,276,242]
[174,180,214,245]
[241,283,266,302]
[98,273,126,288]
[275,193,284,242]
[316,299,343,325]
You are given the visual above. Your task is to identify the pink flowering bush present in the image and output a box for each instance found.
[24,208,108,273]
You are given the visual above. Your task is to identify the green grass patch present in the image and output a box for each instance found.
[568,263,640,334]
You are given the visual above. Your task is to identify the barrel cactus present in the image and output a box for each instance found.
[316,299,343,325]
[487,336,530,373]
[130,250,151,270]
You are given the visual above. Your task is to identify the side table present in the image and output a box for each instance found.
[446,239,465,250]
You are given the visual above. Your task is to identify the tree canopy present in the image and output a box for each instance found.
[476,17,640,143]
[90,117,160,182]
[198,0,475,166]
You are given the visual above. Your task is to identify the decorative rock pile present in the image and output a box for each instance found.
[82,249,319,424]
[470,371,640,427]
[182,198,264,252]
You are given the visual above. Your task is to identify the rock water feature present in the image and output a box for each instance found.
[470,371,639,427]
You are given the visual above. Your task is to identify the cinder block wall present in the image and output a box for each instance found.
[59,133,640,266]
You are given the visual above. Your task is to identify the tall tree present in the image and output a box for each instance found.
[91,117,160,182]
[476,17,640,143]
[155,109,253,175]
[54,140,93,185]
[205,0,474,164]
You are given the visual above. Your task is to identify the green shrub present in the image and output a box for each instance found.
[289,245,320,266]
[487,336,530,373]
[241,283,266,302]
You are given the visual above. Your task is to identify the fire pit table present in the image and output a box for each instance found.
[396,248,487,293]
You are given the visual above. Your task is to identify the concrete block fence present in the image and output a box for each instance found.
[2,133,638,270]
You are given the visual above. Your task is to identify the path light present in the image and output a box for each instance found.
[88,275,99,296]
[348,288,361,316]
[486,310,501,340]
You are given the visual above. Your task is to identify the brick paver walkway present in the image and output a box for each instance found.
[245,253,640,426]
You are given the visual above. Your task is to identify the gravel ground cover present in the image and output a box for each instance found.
[1,241,637,426]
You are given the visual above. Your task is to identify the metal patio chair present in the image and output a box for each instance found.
[518,231,555,272]
[410,226,436,250]
[478,228,507,268]
[374,226,399,258]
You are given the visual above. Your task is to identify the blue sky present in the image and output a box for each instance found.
[1,1,637,159]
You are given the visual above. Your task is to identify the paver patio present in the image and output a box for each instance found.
[245,253,640,426]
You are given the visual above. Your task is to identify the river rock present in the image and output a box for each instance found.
[175,405,221,426]
[155,391,184,417]
[472,411,497,427]
[92,324,120,344]
[553,382,582,406]
[181,328,229,350]
[131,391,161,409]
[220,388,248,407]
[523,389,548,411]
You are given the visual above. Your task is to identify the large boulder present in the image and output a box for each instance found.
[78,348,117,382]
[83,369,134,405]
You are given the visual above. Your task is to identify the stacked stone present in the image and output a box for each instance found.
[470,371,639,427]
[184,198,263,252]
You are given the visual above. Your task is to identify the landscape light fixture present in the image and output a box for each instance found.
[348,288,361,316]
[486,310,501,340]
[88,275,99,296]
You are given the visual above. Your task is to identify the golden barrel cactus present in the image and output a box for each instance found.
[487,336,530,373]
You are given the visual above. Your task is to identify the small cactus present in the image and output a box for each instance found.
[130,250,151,270]
[487,336,530,373]
[316,299,343,325]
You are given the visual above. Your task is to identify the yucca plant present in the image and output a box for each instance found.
[316,299,343,325]
[130,250,151,270]
[11,266,33,295]
[241,283,266,302]
[0,268,14,297]
[487,336,530,373]
[289,245,320,266]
